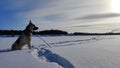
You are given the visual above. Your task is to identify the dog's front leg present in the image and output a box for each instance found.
[28,42,31,49]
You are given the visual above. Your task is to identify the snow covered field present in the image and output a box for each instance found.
[0,35,120,68]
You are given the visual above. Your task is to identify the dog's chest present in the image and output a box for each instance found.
[19,33,31,45]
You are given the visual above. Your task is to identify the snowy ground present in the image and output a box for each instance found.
[0,35,120,68]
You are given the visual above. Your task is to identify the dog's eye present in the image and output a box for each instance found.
[32,24,35,27]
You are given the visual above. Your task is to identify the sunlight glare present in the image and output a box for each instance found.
[111,0,120,13]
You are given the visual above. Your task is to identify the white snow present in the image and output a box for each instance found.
[0,35,120,68]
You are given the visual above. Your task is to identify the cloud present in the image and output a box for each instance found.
[0,0,57,11]
[74,13,120,20]
[1,0,119,33]
[18,0,102,21]
[43,14,67,21]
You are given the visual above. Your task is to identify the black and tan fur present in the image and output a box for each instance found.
[11,21,38,50]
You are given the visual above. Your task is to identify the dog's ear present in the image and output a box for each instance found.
[29,20,32,24]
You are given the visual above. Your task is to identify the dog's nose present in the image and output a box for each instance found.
[34,27,38,30]
[36,27,38,29]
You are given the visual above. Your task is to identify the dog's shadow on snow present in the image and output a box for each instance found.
[0,49,11,53]
[38,48,75,68]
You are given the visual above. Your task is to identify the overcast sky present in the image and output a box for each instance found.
[0,0,120,33]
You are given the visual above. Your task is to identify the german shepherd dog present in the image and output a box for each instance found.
[11,21,38,50]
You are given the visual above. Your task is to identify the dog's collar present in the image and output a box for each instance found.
[28,30,33,33]
[24,30,32,33]
[23,29,33,36]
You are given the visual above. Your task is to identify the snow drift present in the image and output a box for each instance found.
[0,35,120,68]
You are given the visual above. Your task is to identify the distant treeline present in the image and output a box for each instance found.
[34,30,68,35]
[0,30,120,36]
[73,32,120,35]
[0,30,68,36]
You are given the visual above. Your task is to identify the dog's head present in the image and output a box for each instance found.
[26,21,38,30]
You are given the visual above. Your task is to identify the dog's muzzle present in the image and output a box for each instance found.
[34,27,38,30]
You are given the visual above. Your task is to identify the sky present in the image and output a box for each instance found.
[0,0,120,33]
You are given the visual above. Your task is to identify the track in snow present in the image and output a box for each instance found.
[31,48,74,68]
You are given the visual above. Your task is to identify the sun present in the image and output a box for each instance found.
[111,0,120,13]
